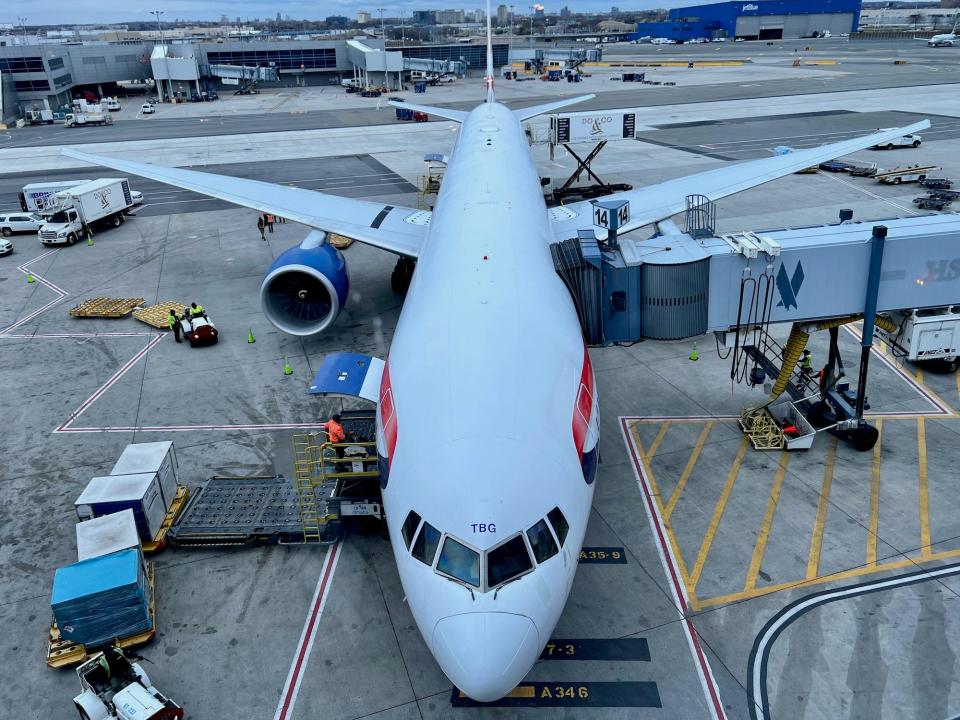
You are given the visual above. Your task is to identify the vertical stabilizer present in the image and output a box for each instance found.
[485,0,495,102]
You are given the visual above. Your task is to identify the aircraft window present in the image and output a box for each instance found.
[436,537,481,587]
[402,510,422,549]
[547,507,569,547]
[412,522,441,566]
[526,519,559,563]
[487,535,534,587]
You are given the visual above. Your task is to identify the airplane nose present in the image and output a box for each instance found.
[432,612,540,702]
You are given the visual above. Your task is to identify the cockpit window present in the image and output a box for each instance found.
[547,507,569,547]
[437,536,481,587]
[401,510,422,549]
[487,534,534,587]
[526,519,559,563]
[411,522,441,566]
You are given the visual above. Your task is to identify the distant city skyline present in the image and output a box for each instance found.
[4,0,731,27]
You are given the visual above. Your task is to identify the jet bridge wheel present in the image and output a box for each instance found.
[391,257,416,294]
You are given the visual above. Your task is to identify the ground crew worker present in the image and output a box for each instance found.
[324,413,346,462]
[168,309,182,343]
[800,349,813,379]
[257,215,265,241]
[189,302,205,319]
[265,213,275,233]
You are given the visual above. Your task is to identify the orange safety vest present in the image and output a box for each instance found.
[324,420,345,443]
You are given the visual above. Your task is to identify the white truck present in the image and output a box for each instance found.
[26,107,54,125]
[102,97,122,111]
[872,133,922,150]
[19,180,92,213]
[65,112,113,128]
[38,178,135,245]
[73,648,183,720]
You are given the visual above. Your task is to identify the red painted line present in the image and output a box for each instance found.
[275,543,341,720]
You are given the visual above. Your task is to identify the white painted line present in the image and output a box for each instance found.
[620,418,728,720]
[274,543,342,720]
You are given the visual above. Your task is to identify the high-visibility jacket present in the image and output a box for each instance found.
[324,420,345,443]
[801,355,812,370]
[190,305,205,317]
[167,314,178,329]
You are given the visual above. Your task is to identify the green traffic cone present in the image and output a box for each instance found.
[283,357,293,376]
[87,235,94,246]
[26,273,35,284]
[689,342,699,362]
[247,328,256,344]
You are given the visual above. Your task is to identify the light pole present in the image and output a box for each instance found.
[400,9,405,46]
[378,8,386,41]
[509,5,514,61]
[529,5,534,46]
[150,10,174,102]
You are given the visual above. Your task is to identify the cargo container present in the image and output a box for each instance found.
[110,441,179,508]
[75,475,168,542]
[76,509,141,562]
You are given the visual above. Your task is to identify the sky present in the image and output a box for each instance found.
[5,0,730,26]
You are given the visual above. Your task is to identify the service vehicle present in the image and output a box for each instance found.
[0,237,13,256]
[875,165,934,185]
[913,196,952,210]
[131,190,144,205]
[183,315,219,347]
[102,97,122,111]
[0,212,43,236]
[65,112,113,128]
[140,103,156,114]
[38,178,136,245]
[19,180,92,213]
[872,133,922,150]
[73,647,183,720]
[651,37,674,45]
[26,107,54,125]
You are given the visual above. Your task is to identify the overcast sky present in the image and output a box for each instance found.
[5,1,736,26]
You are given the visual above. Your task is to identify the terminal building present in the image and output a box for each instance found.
[632,0,862,42]
[0,38,507,124]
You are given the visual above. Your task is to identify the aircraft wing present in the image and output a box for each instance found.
[547,120,931,242]
[62,148,427,258]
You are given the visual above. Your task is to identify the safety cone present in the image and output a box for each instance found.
[26,273,35,284]
[247,328,256,344]
[689,342,699,362]
[283,357,293,376]
[87,235,94,247]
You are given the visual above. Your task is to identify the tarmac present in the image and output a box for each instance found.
[2,37,960,720]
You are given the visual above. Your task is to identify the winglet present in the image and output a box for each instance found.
[513,94,595,122]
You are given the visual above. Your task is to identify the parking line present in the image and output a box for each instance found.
[867,419,884,567]
[744,452,790,593]
[918,417,931,559]
[645,423,670,461]
[689,437,749,589]
[806,436,837,580]
[664,421,713,520]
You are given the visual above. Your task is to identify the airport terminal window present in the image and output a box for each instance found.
[14,80,50,92]
[401,510,421,549]
[486,535,534,587]
[526,519,559,563]
[0,56,44,73]
[53,73,73,88]
[47,57,64,70]
[411,522,441,566]
[437,537,480,587]
[547,507,569,547]
[207,48,336,70]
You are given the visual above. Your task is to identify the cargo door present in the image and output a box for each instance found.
[308,352,385,403]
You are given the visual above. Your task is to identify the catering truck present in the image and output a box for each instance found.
[19,180,92,213]
[37,178,135,245]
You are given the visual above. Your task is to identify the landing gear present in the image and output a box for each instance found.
[391,257,416,294]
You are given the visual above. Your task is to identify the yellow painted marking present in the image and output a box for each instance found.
[508,686,537,699]
[631,424,701,609]
[646,423,670,461]
[689,437,749,589]
[956,369,960,407]
[916,367,925,386]
[918,417,931,559]
[699,545,960,609]
[867,419,883,567]
[664,421,714,520]
[744,452,790,592]
[806,436,837,580]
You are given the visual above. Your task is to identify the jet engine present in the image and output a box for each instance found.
[259,230,349,336]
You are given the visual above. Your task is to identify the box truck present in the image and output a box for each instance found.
[19,180,92,213]
[38,178,135,245]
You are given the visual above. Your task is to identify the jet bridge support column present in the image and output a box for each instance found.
[855,225,887,419]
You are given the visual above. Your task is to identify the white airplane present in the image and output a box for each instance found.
[63,4,929,702]
[922,14,958,46]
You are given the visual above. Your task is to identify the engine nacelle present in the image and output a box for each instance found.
[259,231,349,336]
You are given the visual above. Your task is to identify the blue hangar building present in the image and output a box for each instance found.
[632,1,862,42]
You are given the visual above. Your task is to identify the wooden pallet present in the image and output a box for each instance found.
[69,297,145,319]
[133,301,187,329]
[329,232,354,250]
[142,485,190,554]
[46,563,156,669]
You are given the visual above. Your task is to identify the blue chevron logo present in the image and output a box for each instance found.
[776,261,804,310]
